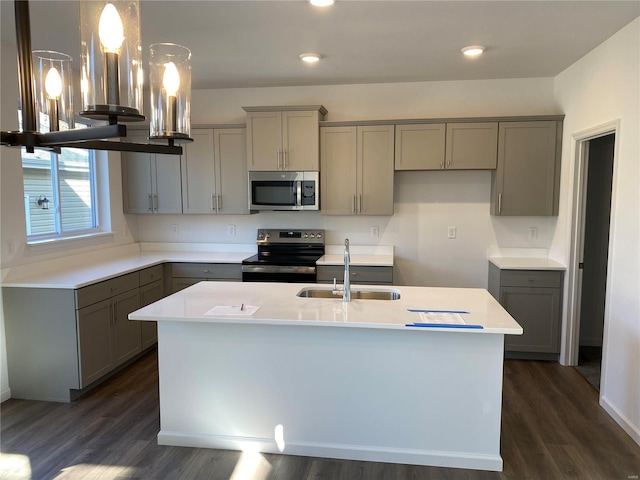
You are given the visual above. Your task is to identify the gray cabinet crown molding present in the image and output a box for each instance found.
[243,105,328,116]
[320,114,564,127]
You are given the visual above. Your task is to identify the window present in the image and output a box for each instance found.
[21,139,98,241]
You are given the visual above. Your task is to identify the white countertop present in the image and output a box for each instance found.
[129,281,523,335]
[1,251,251,289]
[489,257,566,270]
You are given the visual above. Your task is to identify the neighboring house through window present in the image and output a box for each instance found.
[21,123,98,241]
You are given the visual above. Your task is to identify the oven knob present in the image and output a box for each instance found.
[316,232,322,238]
[304,233,308,238]
[265,233,271,238]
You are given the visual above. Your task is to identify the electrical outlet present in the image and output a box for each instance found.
[529,227,538,240]
[371,226,379,238]
[448,226,457,239]
[228,224,236,236]
[171,224,179,235]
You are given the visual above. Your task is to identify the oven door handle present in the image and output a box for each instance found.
[241,265,316,274]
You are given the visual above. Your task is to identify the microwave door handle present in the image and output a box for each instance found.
[296,181,302,207]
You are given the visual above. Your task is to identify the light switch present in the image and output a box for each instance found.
[448,226,457,239]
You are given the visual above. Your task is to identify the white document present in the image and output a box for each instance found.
[205,305,260,316]
[418,312,466,324]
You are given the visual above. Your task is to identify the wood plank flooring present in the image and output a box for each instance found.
[1,349,639,480]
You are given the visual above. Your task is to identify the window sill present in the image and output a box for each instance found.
[27,232,115,253]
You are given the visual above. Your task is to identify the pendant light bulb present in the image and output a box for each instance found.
[45,66,63,99]
[162,62,180,96]
[99,3,125,53]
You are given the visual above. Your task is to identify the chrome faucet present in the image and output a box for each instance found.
[343,238,351,302]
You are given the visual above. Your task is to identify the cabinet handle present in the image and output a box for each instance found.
[498,193,503,214]
[440,161,444,169]
[113,301,118,324]
[353,195,357,214]
[528,277,535,282]
[276,150,281,170]
[283,149,287,169]
[203,269,210,273]
[358,194,362,213]
[446,160,451,167]
[217,195,222,212]
[153,195,159,211]
[148,194,153,212]
[211,194,215,212]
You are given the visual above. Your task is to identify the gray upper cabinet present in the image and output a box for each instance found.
[394,122,497,170]
[395,124,446,170]
[492,121,561,216]
[445,122,498,169]
[181,127,249,214]
[122,132,183,214]
[321,125,394,216]
[244,106,327,171]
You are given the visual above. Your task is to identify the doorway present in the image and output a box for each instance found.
[569,130,616,392]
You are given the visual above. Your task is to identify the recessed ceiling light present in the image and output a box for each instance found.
[461,45,485,57]
[300,53,321,63]
[309,0,335,6]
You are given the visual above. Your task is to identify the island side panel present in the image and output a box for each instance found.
[156,321,505,471]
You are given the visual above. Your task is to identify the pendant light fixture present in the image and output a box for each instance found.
[1,0,186,155]
[32,50,74,133]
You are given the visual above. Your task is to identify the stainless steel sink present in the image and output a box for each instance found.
[296,288,401,300]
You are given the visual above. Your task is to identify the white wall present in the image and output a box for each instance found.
[552,18,640,444]
[137,77,560,288]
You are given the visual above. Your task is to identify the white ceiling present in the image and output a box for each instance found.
[2,0,639,90]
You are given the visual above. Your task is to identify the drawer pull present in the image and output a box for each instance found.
[203,269,210,273]
[528,277,535,282]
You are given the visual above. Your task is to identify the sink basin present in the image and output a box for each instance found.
[296,287,401,300]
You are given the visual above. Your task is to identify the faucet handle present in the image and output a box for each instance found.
[345,238,349,247]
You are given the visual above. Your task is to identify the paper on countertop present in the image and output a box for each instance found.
[204,305,260,316]
[418,312,466,324]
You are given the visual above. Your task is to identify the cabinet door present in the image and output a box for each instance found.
[153,154,183,213]
[216,128,249,214]
[112,289,142,366]
[122,152,153,213]
[140,279,163,349]
[321,126,358,215]
[282,110,320,171]
[445,122,498,170]
[501,286,561,353]
[395,124,445,170]
[182,129,216,214]
[493,121,558,216]
[358,125,395,215]
[246,111,282,171]
[77,298,114,387]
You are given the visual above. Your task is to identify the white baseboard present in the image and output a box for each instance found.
[1,388,11,403]
[601,395,640,446]
[158,430,503,472]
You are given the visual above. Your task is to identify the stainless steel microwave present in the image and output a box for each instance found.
[249,171,319,211]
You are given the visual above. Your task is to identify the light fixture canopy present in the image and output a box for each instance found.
[461,45,485,57]
[309,0,335,6]
[300,53,322,63]
[149,43,193,142]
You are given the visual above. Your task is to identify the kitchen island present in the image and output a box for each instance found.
[129,281,522,471]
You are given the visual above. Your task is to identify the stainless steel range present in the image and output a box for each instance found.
[241,229,325,283]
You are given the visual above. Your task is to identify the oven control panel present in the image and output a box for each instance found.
[257,229,324,244]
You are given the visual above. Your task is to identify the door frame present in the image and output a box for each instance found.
[564,120,619,388]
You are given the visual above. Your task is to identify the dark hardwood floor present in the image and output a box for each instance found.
[1,349,639,480]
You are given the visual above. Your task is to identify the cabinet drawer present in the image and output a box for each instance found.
[317,265,393,284]
[171,263,242,280]
[139,264,163,285]
[500,270,563,288]
[75,272,140,309]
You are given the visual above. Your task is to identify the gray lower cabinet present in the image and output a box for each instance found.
[76,274,142,387]
[317,265,393,285]
[491,120,562,216]
[488,263,563,359]
[170,262,242,293]
[139,265,164,350]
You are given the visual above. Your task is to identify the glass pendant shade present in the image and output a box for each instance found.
[79,0,144,121]
[149,43,192,141]
[32,50,74,132]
